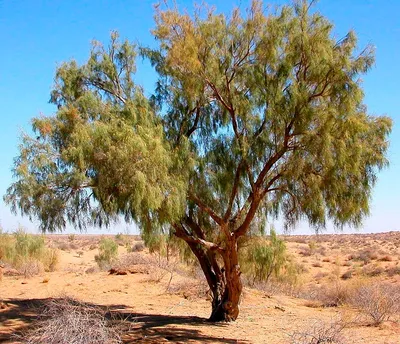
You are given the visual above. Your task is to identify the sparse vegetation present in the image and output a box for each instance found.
[0,229,59,277]
[95,238,118,270]
[2,231,400,342]
[350,283,400,325]
[22,297,123,344]
[129,241,145,253]
[289,318,346,344]
[240,229,289,285]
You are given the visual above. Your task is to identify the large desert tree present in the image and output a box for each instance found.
[5,1,391,321]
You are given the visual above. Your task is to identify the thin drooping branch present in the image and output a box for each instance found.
[267,186,299,218]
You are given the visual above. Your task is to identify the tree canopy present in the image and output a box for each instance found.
[5,1,392,321]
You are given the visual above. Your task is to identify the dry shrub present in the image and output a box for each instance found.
[386,265,400,277]
[111,252,181,288]
[379,255,393,262]
[289,318,346,344]
[22,297,122,344]
[302,279,354,307]
[129,241,145,252]
[347,249,377,265]
[362,264,384,277]
[314,271,328,281]
[85,266,100,274]
[58,242,71,251]
[340,270,353,280]
[44,248,59,272]
[111,252,147,272]
[350,283,400,325]
[19,259,44,278]
[146,254,181,288]
[167,278,209,300]
[69,242,79,250]
[89,244,97,250]
[299,247,312,257]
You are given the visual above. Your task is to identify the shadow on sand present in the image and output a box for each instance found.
[0,298,247,343]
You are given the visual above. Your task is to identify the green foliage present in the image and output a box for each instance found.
[95,237,118,269]
[5,2,392,237]
[5,32,190,233]
[240,229,288,284]
[115,233,123,241]
[0,229,59,274]
[147,0,392,233]
[0,231,15,263]
[14,229,46,261]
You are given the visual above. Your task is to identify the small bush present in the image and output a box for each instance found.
[289,318,346,344]
[85,266,100,274]
[115,233,124,241]
[95,238,118,270]
[362,264,384,277]
[386,265,400,277]
[303,279,352,307]
[129,241,145,252]
[299,247,312,257]
[44,249,59,272]
[240,229,288,284]
[0,230,59,276]
[58,242,70,251]
[348,249,377,265]
[22,297,122,344]
[379,255,393,262]
[19,259,44,278]
[350,283,400,325]
[341,270,353,280]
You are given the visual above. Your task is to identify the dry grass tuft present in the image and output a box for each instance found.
[289,318,346,344]
[22,297,123,344]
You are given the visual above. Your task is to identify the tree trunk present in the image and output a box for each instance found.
[209,237,242,322]
[173,223,243,322]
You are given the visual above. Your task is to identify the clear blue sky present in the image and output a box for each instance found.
[0,0,399,234]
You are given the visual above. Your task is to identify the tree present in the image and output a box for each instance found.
[5,1,391,322]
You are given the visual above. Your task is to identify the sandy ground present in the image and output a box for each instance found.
[1,234,400,343]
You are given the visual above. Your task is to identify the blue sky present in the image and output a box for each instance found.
[0,0,399,234]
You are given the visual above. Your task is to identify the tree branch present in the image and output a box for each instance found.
[188,192,224,226]
[224,161,243,222]
[173,223,224,252]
